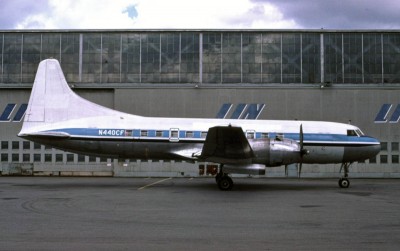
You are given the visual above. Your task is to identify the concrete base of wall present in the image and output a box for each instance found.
[1,161,399,178]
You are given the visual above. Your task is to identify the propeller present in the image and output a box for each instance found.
[298,124,309,178]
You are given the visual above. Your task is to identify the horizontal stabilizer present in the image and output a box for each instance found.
[19,131,71,138]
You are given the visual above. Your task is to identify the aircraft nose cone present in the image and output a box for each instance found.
[363,138,381,160]
[371,140,381,156]
[343,137,381,162]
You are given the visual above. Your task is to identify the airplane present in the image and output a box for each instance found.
[18,59,381,190]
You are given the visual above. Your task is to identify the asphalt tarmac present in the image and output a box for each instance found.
[1,177,400,251]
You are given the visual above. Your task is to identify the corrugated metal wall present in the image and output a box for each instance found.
[0,87,398,177]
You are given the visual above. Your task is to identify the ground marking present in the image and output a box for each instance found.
[138,177,172,190]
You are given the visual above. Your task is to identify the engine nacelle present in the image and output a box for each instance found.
[250,138,302,167]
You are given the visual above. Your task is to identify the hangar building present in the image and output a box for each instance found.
[0,29,398,177]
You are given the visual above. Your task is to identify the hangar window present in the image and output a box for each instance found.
[392,142,399,152]
[12,141,19,150]
[260,133,269,139]
[392,155,399,164]
[156,131,163,137]
[1,141,8,150]
[23,154,30,162]
[1,153,8,162]
[381,142,388,151]
[12,154,19,162]
[56,154,63,163]
[23,141,30,150]
[78,155,85,163]
[380,155,388,164]
[34,143,41,150]
[45,154,52,162]
[34,154,41,162]
[201,132,208,138]
[67,154,74,163]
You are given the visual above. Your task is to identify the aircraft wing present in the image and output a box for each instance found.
[200,126,254,164]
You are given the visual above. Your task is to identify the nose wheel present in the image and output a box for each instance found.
[338,162,352,188]
[338,178,350,188]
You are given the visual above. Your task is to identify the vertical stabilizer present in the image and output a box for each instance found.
[19,59,124,135]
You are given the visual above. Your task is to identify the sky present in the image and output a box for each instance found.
[1,0,400,30]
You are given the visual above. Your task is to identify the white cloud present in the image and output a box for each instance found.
[16,0,137,29]
[133,0,298,29]
[14,0,299,29]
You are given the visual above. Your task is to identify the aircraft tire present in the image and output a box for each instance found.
[218,175,233,191]
[338,178,350,188]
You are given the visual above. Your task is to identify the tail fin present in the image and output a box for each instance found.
[19,59,122,135]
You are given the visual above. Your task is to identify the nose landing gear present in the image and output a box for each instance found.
[338,162,352,188]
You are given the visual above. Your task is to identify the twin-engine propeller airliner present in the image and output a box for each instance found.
[18,59,381,190]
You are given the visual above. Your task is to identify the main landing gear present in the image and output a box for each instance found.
[338,162,352,188]
[215,165,233,191]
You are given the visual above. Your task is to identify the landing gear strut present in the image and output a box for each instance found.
[215,165,233,191]
[338,162,352,188]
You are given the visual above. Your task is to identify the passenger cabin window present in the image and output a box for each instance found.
[246,131,255,139]
[169,128,179,139]
[275,133,284,141]
[170,129,179,142]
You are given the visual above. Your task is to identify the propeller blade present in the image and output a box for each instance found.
[300,124,304,152]
[298,124,307,178]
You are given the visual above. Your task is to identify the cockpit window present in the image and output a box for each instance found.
[347,129,363,137]
[347,130,358,136]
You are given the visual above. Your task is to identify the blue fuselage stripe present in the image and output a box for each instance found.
[45,128,380,145]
